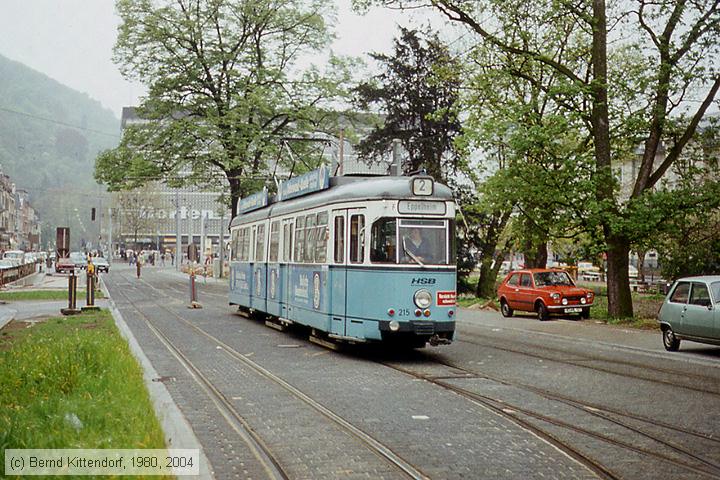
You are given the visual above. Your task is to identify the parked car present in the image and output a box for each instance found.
[2,250,25,267]
[577,261,599,273]
[55,256,74,274]
[497,268,595,320]
[92,257,109,273]
[0,259,15,270]
[70,251,86,271]
[657,275,720,351]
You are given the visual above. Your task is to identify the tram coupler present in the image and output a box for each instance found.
[428,334,452,347]
[61,272,81,316]
[187,270,202,309]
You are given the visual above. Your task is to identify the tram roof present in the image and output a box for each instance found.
[230,175,453,227]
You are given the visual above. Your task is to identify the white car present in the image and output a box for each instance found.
[3,250,25,267]
[0,259,15,270]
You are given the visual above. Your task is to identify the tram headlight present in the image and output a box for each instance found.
[389,321,400,332]
[414,289,432,309]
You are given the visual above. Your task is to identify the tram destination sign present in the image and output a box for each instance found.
[279,166,330,201]
[237,188,268,214]
[398,200,446,215]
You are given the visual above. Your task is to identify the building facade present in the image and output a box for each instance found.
[114,108,231,257]
[0,168,41,252]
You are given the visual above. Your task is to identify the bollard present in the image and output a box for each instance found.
[61,271,81,315]
[188,269,202,309]
[82,263,100,312]
[136,260,141,279]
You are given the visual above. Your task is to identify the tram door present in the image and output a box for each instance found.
[331,208,364,337]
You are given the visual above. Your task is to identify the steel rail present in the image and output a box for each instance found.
[455,332,720,397]
[382,361,720,480]
[111,269,430,480]
[110,279,290,480]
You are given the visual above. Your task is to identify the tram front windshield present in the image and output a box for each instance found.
[370,218,454,265]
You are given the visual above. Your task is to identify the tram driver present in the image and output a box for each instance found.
[403,227,434,263]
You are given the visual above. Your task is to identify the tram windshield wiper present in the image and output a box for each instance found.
[402,237,425,266]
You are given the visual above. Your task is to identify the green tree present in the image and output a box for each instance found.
[96,0,354,214]
[455,37,592,295]
[353,27,463,181]
[359,0,720,317]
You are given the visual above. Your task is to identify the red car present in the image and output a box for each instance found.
[497,269,594,320]
[55,256,75,274]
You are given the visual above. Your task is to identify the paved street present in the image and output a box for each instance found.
[102,264,720,480]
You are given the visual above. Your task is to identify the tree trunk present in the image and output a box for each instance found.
[473,211,512,299]
[636,249,646,283]
[522,240,548,269]
[228,176,242,219]
[606,235,634,318]
[590,0,633,318]
[475,250,507,299]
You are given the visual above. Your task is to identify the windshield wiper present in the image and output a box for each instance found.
[402,237,425,266]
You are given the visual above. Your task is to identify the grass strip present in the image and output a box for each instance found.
[0,290,105,302]
[0,310,167,478]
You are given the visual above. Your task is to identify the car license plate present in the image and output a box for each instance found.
[565,307,582,313]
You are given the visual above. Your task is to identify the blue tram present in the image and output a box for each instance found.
[228,167,457,347]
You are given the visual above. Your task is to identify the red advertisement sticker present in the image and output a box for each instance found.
[436,291,457,306]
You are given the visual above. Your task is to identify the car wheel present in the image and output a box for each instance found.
[500,300,514,318]
[580,307,590,319]
[536,302,549,321]
[663,327,680,351]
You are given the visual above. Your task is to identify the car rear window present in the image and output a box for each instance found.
[520,274,532,287]
[507,274,520,286]
[669,282,690,303]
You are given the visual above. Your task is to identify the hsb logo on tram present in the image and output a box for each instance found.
[411,278,436,285]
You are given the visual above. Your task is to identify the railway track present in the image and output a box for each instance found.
[107,270,430,480]
[107,268,720,479]
[455,329,720,396]
[379,358,720,480]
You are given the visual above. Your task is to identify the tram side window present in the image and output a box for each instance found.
[255,224,266,262]
[231,229,239,261]
[449,219,457,264]
[305,214,317,263]
[334,216,345,263]
[236,228,245,261]
[370,218,396,263]
[294,216,305,262]
[269,221,280,263]
[282,222,293,263]
[241,227,251,261]
[316,212,328,263]
[350,214,365,263]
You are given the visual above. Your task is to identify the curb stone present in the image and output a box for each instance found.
[99,277,214,479]
[0,306,17,331]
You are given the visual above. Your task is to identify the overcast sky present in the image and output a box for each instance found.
[0,0,452,120]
